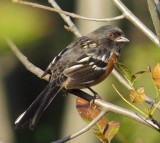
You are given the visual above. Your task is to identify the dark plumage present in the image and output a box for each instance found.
[15,25,129,129]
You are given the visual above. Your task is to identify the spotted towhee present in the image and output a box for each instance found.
[15,25,129,129]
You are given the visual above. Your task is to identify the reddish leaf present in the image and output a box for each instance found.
[76,97,120,143]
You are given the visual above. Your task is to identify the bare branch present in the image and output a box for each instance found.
[48,0,81,37]
[12,0,124,36]
[147,0,160,43]
[94,99,160,131]
[51,110,106,143]
[112,0,160,48]
[70,89,160,132]
[5,37,50,81]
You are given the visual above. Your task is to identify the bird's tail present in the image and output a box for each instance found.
[15,81,61,130]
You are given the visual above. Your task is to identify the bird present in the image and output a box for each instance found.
[15,25,129,129]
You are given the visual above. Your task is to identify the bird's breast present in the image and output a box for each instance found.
[91,52,117,86]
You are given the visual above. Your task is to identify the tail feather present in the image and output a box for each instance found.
[15,81,61,129]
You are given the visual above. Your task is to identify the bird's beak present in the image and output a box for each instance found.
[115,36,129,43]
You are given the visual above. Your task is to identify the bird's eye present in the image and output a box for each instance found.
[107,32,113,39]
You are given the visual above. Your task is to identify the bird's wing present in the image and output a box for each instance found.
[63,49,111,89]
[41,36,93,78]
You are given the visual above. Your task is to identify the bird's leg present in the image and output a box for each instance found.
[87,87,102,99]
[86,87,102,108]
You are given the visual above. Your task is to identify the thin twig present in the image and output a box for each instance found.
[12,0,125,35]
[51,110,107,143]
[112,84,148,117]
[147,0,160,44]
[112,69,160,111]
[5,37,50,81]
[48,0,81,37]
[112,0,160,48]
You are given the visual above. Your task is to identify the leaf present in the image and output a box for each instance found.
[151,63,160,90]
[76,97,120,143]
[115,62,136,85]
[95,121,120,143]
[115,62,146,86]
[76,97,106,124]
[130,87,145,103]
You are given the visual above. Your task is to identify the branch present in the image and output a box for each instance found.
[52,89,160,143]
[112,69,160,111]
[147,0,160,43]
[48,0,81,37]
[5,37,50,81]
[69,89,160,132]
[12,0,124,36]
[51,110,107,143]
[112,0,160,48]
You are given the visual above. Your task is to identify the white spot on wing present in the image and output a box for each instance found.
[92,65,97,69]
[15,111,26,124]
[89,62,94,65]
[95,67,101,70]
[92,64,106,71]
[77,57,90,63]
[68,64,84,70]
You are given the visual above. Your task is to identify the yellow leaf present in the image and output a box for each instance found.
[151,63,160,90]
[130,87,145,103]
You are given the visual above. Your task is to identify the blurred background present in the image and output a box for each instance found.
[0,0,160,143]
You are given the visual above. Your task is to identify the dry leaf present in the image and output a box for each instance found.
[76,97,120,143]
[95,120,120,143]
[130,87,145,103]
[76,97,106,126]
[151,63,160,90]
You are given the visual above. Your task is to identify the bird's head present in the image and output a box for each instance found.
[89,25,129,54]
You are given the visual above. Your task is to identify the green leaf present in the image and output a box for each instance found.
[115,62,135,85]
[115,62,146,86]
